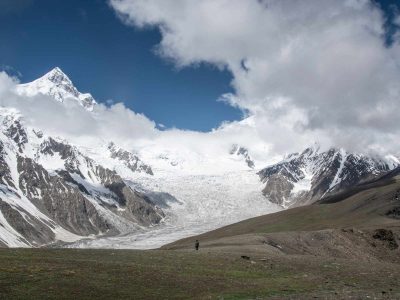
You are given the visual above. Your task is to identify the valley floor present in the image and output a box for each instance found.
[0,246,400,299]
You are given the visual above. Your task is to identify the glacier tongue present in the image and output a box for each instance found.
[69,169,281,249]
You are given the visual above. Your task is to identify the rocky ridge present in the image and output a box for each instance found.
[258,146,397,207]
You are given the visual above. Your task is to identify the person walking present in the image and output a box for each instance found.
[195,239,199,251]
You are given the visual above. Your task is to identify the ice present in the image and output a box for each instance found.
[70,169,281,249]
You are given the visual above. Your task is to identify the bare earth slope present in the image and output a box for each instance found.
[163,172,400,260]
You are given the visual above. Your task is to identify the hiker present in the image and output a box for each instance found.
[195,240,199,251]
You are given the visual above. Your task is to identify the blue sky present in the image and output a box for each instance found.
[0,0,240,131]
[0,0,399,131]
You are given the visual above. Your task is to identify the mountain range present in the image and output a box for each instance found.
[0,67,397,248]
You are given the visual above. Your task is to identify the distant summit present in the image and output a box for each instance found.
[16,67,97,110]
[258,147,398,208]
[41,67,72,85]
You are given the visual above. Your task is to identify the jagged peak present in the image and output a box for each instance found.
[17,67,97,110]
[37,67,73,85]
[46,67,65,76]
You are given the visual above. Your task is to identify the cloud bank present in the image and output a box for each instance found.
[0,72,157,146]
[109,0,400,155]
[1,0,399,170]
[0,72,274,167]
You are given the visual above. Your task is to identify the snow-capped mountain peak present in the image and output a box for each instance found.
[40,67,73,86]
[258,146,398,208]
[16,67,97,111]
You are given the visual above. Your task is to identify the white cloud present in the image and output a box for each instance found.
[1,0,399,171]
[109,0,400,156]
[0,72,275,169]
[0,72,157,148]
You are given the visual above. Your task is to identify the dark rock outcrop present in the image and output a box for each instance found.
[92,164,164,225]
[373,229,398,250]
[230,144,255,169]
[17,156,112,236]
[3,118,28,153]
[0,199,54,246]
[108,142,153,175]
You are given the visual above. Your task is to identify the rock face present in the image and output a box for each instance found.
[0,110,163,248]
[108,142,153,175]
[230,144,255,169]
[17,156,110,236]
[258,147,396,208]
[0,198,54,246]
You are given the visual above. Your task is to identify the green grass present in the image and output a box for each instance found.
[0,248,311,299]
[0,248,399,299]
